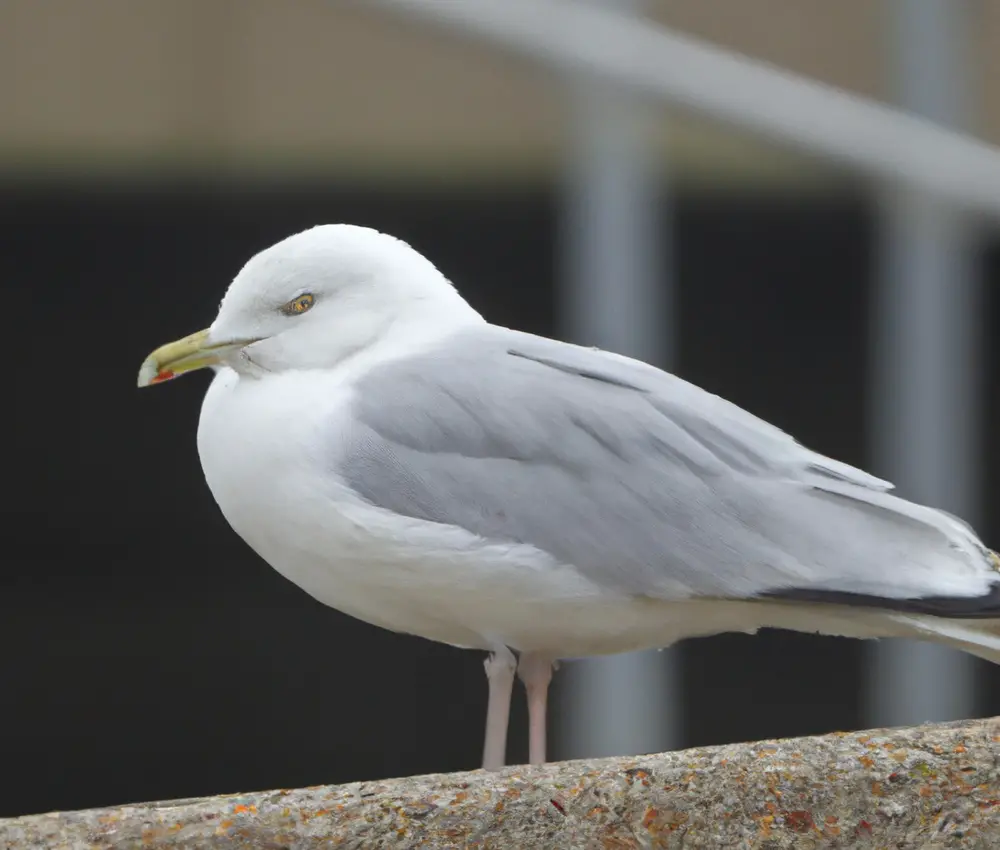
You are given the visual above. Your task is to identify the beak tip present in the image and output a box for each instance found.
[137,357,160,388]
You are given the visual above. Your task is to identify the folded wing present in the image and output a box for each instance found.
[339,326,999,610]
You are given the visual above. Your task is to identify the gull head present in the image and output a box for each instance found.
[138,224,481,387]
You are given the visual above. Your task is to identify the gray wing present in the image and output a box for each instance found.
[340,326,997,604]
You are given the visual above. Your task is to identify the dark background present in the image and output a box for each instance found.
[3,180,999,817]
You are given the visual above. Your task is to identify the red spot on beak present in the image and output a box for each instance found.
[151,370,176,384]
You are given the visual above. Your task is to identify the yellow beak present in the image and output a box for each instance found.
[137,329,256,387]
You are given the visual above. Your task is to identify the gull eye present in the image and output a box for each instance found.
[282,293,315,316]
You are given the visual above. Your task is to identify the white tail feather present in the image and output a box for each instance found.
[889,614,1000,665]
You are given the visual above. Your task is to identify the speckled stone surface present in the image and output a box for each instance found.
[4,718,1000,848]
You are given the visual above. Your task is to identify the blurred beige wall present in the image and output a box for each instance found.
[0,0,992,187]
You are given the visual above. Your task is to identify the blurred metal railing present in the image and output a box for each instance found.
[370,0,1000,218]
[364,0,993,759]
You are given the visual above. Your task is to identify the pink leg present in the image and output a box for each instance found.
[482,648,516,770]
[518,653,555,765]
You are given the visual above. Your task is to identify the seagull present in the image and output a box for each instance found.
[139,224,1000,770]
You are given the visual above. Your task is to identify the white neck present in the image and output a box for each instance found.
[340,292,486,375]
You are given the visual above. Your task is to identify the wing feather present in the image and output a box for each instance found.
[340,326,996,604]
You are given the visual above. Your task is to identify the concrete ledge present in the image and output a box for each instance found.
[3,717,1000,848]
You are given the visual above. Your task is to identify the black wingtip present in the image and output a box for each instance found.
[759,582,1000,619]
